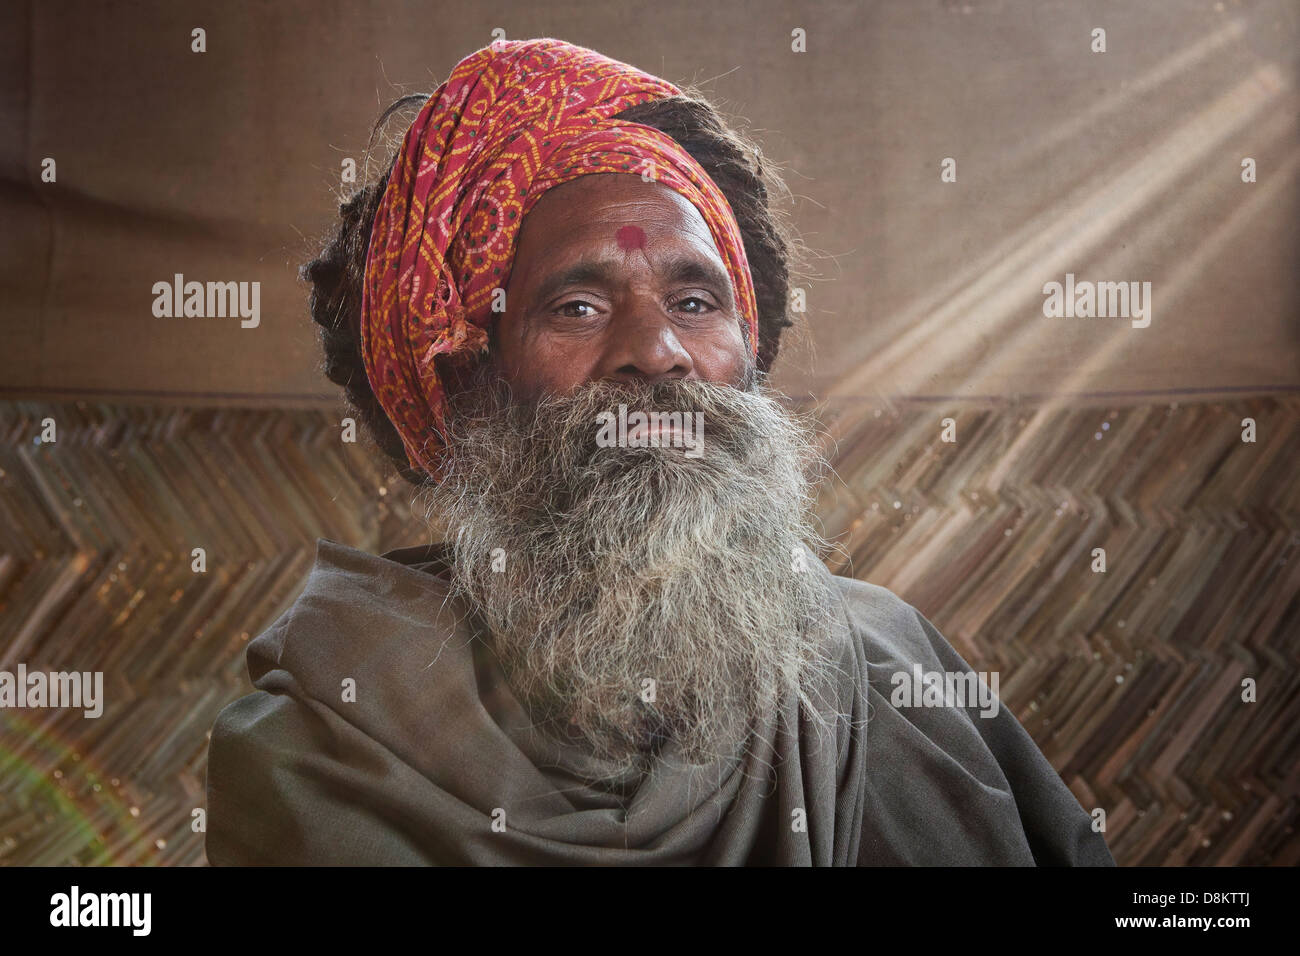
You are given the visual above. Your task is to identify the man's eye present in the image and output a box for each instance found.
[675,296,716,314]
[556,300,599,318]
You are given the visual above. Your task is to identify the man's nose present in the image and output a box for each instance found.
[595,300,694,384]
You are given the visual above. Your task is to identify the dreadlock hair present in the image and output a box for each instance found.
[302,86,807,487]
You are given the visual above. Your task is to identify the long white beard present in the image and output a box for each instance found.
[417,372,841,777]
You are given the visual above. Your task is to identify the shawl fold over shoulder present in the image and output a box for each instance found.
[204,539,1115,866]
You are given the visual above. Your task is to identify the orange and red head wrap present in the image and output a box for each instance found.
[360,37,760,478]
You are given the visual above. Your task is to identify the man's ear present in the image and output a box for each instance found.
[436,348,497,399]
[435,352,476,398]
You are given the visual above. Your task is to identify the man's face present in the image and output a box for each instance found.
[491,173,752,398]
[424,173,835,776]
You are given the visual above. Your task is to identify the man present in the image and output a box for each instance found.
[204,37,1114,866]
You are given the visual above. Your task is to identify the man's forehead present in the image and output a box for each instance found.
[518,174,720,258]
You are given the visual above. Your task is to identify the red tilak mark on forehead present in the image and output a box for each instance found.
[615,225,646,251]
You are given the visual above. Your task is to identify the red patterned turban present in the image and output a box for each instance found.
[360,37,760,478]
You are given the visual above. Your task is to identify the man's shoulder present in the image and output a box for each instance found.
[825,571,917,624]
[378,540,455,580]
[255,538,459,661]
[228,537,476,750]
[822,570,948,667]
[310,537,454,593]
